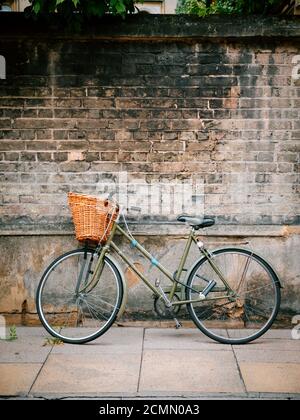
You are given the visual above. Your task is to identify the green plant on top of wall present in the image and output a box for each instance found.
[20,0,136,19]
[176,0,284,16]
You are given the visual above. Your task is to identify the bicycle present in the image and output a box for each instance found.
[36,193,282,345]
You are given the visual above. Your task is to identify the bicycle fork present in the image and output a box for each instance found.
[77,245,107,294]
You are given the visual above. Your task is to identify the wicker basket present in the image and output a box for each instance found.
[68,192,119,244]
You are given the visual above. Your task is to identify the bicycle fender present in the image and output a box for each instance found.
[184,247,283,289]
[105,254,128,319]
[213,246,283,288]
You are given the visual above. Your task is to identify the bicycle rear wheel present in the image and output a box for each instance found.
[186,248,281,344]
[36,248,123,344]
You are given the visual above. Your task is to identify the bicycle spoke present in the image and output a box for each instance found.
[86,293,117,309]
[239,283,274,297]
[244,303,270,320]
[82,298,110,322]
[82,300,103,327]
[237,255,251,294]
[194,299,233,320]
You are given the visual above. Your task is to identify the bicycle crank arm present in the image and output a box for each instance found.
[155,279,172,307]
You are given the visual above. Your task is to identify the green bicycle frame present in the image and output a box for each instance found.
[80,221,234,305]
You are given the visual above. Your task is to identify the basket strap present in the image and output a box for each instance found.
[84,240,89,258]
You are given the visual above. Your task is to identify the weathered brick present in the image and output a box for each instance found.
[68,130,87,140]
[26,141,57,151]
[53,130,68,140]
[3,152,19,161]
[171,120,205,130]
[37,152,53,162]
[122,162,153,172]
[0,119,11,129]
[255,152,275,162]
[56,99,81,108]
[152,141,184,152]
[163,132,178,140]
[119,142,150,152]
[77,120,108,129]
[277,153,298,163]
[0,141,25,151]
[0,162,21,172]
[85,152,100,162]
[38,109,53,118]
[57,141,87,150]
[119,152,148,162]
[13,119,77,129]
[140,120,172,131]
[89,141,118,151]
[25,98,53,107]
[53,152,69,162]
[82,98,114,108]
[20,152,36,162]
[59,162,90,172]
[4,109,22,118]
[100,152,118,161]
[90,162,120,172]
[133,131,148,141]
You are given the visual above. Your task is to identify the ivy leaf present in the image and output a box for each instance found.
[30,0,134,17]
[115,0,126,14]
[32,1,41,14]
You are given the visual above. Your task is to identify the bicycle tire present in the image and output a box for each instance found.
[36,248,124,344]
[185,247,281,345]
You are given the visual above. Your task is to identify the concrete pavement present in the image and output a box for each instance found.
[0,326,299,399]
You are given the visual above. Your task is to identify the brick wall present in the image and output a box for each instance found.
[0,14,299,321]
[0,16,299,229]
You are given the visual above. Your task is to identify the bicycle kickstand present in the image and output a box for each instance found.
[174,318,182,329]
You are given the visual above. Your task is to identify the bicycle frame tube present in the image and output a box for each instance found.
[81,221,234,305]
[168,229,194,300]
[114,225,196,298]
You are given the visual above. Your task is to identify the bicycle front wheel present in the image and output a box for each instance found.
[186,248,281,345]
[36,248,123,344]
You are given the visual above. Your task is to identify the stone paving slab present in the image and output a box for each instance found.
[232,339,300,351]
[255,330,295,340]
[227,329,293,340]
[144,328,231,351]
[0,327,52,363]
[240,363,300,394]
[234,349,300,364]
[0,340,51,363]
[139,349,245,394]
[30,353,141,396]
[9,327,50,338]
[51,327,144,355]
[0,364,42,396]
[0,327,299,398]
[0,327,51,363]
